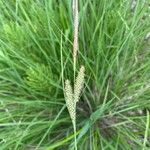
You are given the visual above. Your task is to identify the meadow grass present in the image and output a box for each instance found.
[0,0,150,149]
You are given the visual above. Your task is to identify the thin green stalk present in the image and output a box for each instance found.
[73,119,77,150]
[143,110,150,150]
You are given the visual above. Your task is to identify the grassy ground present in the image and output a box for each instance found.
[0,0,150,149]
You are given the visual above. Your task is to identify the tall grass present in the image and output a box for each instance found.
[0,0,150,149]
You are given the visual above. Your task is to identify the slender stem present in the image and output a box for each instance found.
[73,120,77,150]
[60,32,64,89]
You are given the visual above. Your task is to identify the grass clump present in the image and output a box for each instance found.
[0,0,150,150]
[25,64,53,93]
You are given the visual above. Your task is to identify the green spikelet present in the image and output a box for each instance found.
[64,80,76,122]
[74,66,85,103]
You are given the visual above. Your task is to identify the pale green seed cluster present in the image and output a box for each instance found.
[64,66,85,122]
[64,80,76,121]
[74,66,85,103]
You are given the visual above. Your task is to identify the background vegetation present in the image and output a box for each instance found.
[0,0,150,149]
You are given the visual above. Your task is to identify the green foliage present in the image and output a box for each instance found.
[25,64,53,93]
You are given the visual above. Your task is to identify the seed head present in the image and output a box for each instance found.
[64,80,76,121]
[74,66,85,103]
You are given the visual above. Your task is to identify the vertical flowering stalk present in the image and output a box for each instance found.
[64,0,85,150]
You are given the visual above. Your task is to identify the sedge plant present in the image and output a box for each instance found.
[0,0,150,149]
